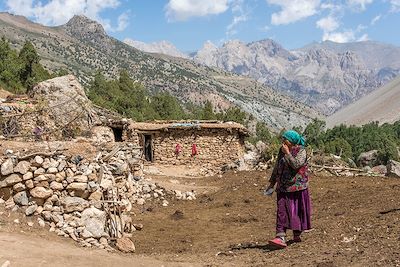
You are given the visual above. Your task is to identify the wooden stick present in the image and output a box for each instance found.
[18,149,66,160]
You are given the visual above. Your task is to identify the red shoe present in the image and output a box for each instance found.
[293,236,302,243]
[268,237,287,248]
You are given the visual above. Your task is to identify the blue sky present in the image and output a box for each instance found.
[0,0,399,52]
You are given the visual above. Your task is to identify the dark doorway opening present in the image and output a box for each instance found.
[144,134,153,162]
[111,127,123,142]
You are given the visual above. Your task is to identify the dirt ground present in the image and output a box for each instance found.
[1,169,400,266]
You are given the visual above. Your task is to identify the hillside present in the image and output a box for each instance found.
[0,12,321,131]
[326,75,400,128]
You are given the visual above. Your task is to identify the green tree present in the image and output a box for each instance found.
[201,101,216,120]
[19,41,40,89]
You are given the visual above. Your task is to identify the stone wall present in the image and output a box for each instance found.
[142,128,245,167]
[0,143,172,251]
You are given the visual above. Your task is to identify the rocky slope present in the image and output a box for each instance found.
[193,39,400,115]
[0,12,321,131]
[124,39,189,59]
[326,75,400,128]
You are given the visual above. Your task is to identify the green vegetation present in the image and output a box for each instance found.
[88,71,249,123]
[302,119,400,164]
[0,37,51,93]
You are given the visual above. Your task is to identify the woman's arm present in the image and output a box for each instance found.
[284,147,307,169]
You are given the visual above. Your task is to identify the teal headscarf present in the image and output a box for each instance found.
[282,130,306,146]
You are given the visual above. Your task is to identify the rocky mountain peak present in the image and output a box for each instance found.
[339,51,363,70]
[62,15,106,37]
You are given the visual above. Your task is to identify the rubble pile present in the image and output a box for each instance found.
[0,143,189,251]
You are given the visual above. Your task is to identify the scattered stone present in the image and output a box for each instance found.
[25,204,38,216]
[116,237,135,253]
[13,191,29,206]
[13,182,26,192]
[34,156,44,166]
[13,219,20,224]
[38,218,46,227]
[27,221,34,227]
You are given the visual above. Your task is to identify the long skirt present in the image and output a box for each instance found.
[276,188,312,235]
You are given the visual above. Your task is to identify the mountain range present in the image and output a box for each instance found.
[0,12,320,131]
[126,38,400,116]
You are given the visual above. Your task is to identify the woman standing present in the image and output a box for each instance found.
[266,130,312,248]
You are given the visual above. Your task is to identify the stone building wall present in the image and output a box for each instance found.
[139,128,245,166]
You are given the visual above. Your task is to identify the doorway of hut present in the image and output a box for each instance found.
[111,127,123,142]
[144,134,153,162]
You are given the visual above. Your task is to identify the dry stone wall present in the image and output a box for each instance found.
[149,129,245,167]
[0,142,191,252]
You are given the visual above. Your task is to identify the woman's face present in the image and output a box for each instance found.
[283,138,293,148]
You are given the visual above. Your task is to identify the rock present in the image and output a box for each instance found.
[67,182,87,191]
[1,158,14,176]
[80,207,106,238]
[22,172,33,181]
[62,197,89,212]
[1,260,10,267]
[14,161,31,175]
[255,141,267,154]
[50,181,64,191]
[27,221,34,227]
[38,218,46,227]
[5,197,15,210]
[13,191,29,206]
[25,180,34,189]
[357,150,379,167]
[88,191,102,201]
[5,174,22,186]
[371,165,387,175]
[387,160,400,177]
[13,219,20,224]
[47,167,58,174]
[99,237,108,245]
[116,237,135,253]
[25,204,38,216]
[13,182,26,192]
[74,175,88,183]
[81,229,93,238]
[34,168,46,176]
[34,156,44,166]
[30,187,53,199]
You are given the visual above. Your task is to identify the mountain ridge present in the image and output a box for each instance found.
[0,12,321,131]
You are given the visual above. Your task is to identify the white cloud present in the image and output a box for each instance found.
[226,0,249,37]
[390,0,400,12]
[370,14,381,25]
[316,16,339,32]
[267,0,320,25]
[5,0,128,32]
[357,33,369,41]
[347,0,373,11]
[165,0,229,21]
[322,30,355,43]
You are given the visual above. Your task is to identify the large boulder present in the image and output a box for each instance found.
[80,207,106,238]
[386,160,400,177]
[29,75,100,133]
[357,150,379,167]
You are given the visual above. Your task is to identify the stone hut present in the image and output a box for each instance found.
[125,120,248,167]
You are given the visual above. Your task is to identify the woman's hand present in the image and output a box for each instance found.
[281,143,290,155]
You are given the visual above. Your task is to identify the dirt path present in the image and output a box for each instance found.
[0,232,199,267]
